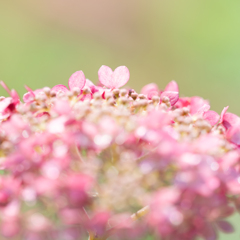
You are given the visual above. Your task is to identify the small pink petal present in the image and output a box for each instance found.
[175,97,190,108]
[81,94,92,101]
[161,91,179,106]
[219,106,229,124]
[68,71,86,91]
[33,89,45,96]
[0,98,12,113]
[190,97,209,115]
[147,90,159,99]
[24,85,34,93]
[112,66,130,88]
[36,112,50,118]
[0,81,11,95]
[202,224,217,240]
[98,65,113,88]
[23,86,36,102]
[85,79,99,93]
[217,220,234,233]
[94,86,105,96]
[141,83,159,95]
[98,65,130,89]
[226,124,240,145]
[203,110,220,126]
[222,112,240,130]
[164,80,179,92]
[85,79,94,91]
[23,92,35,103]
[196,104,210,116]
[140,83,159,99]
[10,90,20,104]
[52,85,69,93]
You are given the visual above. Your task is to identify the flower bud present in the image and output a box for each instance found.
[119,97,129,105]
[43,87,51,97]
[50,91,56,98]
[93,92,101,100]
[105,92,113,100]
[152,95,160,104]
[112,89,120,98]
[120,89,128,97]
[72,87,80,96]
[82,86,91,95]
[138,94,147,100]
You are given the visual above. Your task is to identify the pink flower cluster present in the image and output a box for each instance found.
[0,65,240,240]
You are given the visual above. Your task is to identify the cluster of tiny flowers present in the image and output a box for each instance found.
[0,65,240,240]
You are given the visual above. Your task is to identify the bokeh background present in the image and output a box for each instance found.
[1,1,240,239]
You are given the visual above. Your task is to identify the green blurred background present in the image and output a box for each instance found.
[0,1,240,239]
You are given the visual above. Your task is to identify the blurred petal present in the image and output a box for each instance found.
[98,65,130,89]
[164,80,179,92]
[203,110,220,126]
[222,112,240,130]
[68,71,86,91]
[219,106,229,124]
[217,220,234,233]
[161,91,179,106]
[52,84,69,93]
[112,66,130,88]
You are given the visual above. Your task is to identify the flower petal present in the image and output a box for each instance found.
[203,110,220,126]
[161,91,179,106]
[226,124,240,145]
[217,220,234,233]
[141,83,159,99]
[98,65,113,89]
[98,65,130,89]
[23,92,35,103]
[196,104,211,117]
[52,85,69,93]
[222,112,240,130]
[0,81,11,95]
[190,97,209,115]
[219,106,229,124]
[85,79,98,93]
[112,66,130,88]
[68,71,86,91]
[164,80,179,92]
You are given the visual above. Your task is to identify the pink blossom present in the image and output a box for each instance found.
[222,112,240,130]
[0,67,239,239]
[51,84,69,94]
[68,71,86,90]
[203,110,220,126]
[98,65,130,89]
[161,91,179,106]
[164,80,179,92]
[190,96,209,115]
[52,70,87,94]
[141,83,159,99]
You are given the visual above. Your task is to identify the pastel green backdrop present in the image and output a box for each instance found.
[0,1,240,239]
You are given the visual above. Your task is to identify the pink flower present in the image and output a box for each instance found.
[52,70,86,93]
[203,110,220,126]
[190,97,209,115]
[141,83,159,99]
[0,66,240,239]
[160,81,179,106]
[98,65,130,89]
